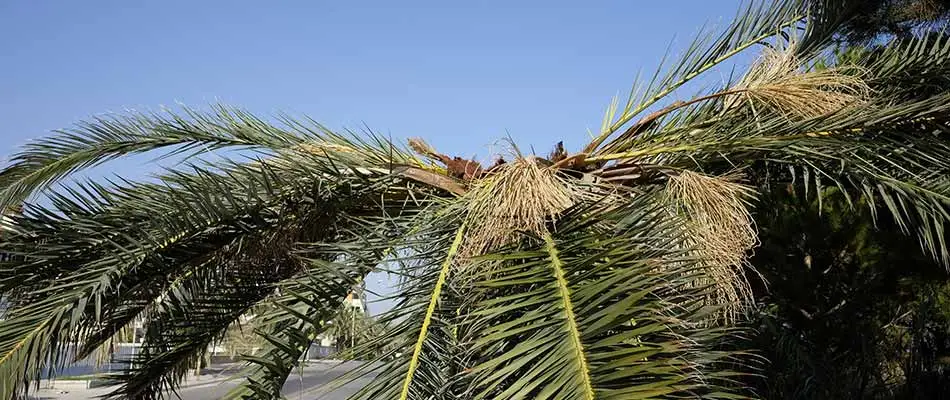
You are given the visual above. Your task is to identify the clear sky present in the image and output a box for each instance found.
[1,1,747,313]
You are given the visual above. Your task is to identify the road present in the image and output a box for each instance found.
[30,361,372,400]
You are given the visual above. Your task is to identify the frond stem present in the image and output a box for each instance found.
[584,129,863,164]
[398,222,467,400]
[542,231,595,400]
[599,89,748,153]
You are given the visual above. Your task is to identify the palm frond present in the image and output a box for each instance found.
[586,0,807,153]
[222,218,411,399]
[461,195,750,399]
[0,105,429,212]
[0,121,425,398]
[343,205,469,400]
[582,29,950,267]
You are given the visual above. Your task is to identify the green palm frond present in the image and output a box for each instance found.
[586,0,807,153]
[0,105,431,212]
[222,225,408,400]
[582,29,950,265]
[342,205,469,400]
[0,112,428,398]
[0,106,303,211]
[460,196,747,400]
[339,189,754,400]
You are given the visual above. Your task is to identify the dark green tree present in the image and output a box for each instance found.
[830,0,950,43]
[745,187,950,399]
[738,26,950,399]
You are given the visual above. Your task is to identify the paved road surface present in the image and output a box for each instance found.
[31,361,371,400]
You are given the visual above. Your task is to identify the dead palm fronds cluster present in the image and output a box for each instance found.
[461,155,575,259]
[3,1,950,399]
[667,171,758,322]
[730,43,871,119]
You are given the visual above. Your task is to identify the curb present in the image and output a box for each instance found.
[37,371,237,392]
[38,379,90,390]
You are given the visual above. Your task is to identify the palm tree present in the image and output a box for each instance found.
[3,1,950,398]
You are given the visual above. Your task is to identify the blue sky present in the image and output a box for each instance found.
[2,1,747,157]
[1,1,747,313]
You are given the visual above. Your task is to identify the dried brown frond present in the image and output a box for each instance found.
[461,156,574,262]
[394,166,468,195]
[444,157,484,180]
[408,137,440,160]
[731,44,871,119]
[409,138,483,180]
[666,170,758,323]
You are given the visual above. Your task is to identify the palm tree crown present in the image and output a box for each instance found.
[3,1,950,398]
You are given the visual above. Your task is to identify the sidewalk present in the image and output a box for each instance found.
[29,360,365,400]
